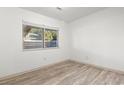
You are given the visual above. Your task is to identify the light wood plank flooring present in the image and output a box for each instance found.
[0,61,124,85]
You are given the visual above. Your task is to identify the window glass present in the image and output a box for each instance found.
[44,28,58,48]
[23,25,44,49]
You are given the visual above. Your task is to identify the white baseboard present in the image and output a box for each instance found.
[70,59,124,75]
[0,59,70,81]
[0,59,124,81]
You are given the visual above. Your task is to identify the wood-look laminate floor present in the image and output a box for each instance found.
[0,61,124,85]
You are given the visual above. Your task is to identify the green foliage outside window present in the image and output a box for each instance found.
[44,31,57,42]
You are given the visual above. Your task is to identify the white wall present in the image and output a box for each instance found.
[1,7,124,78]
[69,8,124,71]
[0,8,69,78]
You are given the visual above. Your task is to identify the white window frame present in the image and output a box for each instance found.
[22,21,59,51]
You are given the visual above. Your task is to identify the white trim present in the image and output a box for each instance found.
[22,20,45,28]
[0,60,69,80]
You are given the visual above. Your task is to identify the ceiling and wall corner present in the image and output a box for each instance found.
[21,7,106,23]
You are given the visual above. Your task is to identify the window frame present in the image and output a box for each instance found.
[22,21,59,51]
[44,26,59,49]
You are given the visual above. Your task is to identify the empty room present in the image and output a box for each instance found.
[0,7,124,85]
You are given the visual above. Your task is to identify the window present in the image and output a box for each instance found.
[44,28,58,48]
[23,22,59,50]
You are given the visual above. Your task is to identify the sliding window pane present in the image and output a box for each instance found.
[44,28,58,48]
[23,24,44,49]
